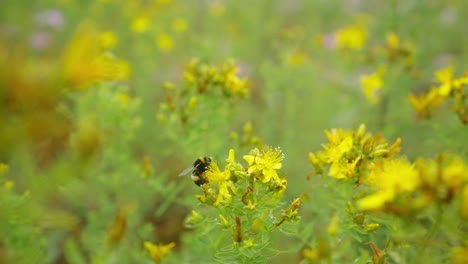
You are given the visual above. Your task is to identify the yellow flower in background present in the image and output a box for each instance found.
[155,33,173,53]
[144,241,175,263]
[62,23,131,89]
[172,18,187,33]
[434,66,468,97]
[335,25,367,51]
[131,15,150,34]
[436,66,455,96]
[408,88,444,118]
[99,31,118,49]
[244,148,284,184]
[360,68,385,104]
[386,32,400,50]
[358,158,420,210]
[441,157,468,190]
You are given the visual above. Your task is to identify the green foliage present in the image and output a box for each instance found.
[0,0,467,264]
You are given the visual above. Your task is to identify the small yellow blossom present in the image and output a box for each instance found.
[324,134,353,163]
[155,33,173,53]
[358,159,420,210]
[172,18,187,33]
[408,88,444,118]
[335,25,368,51]
[360,68,385,104]
[244,239,254,249]
[441,157,468,190]
[434,67,468,96]
[144,241,175,263]
[99,31,117,49]
[205,162,234,206]
[131,15,150,34]
[243,148,284,184]
[386,32,400,50]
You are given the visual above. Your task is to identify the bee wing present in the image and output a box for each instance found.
[178,166,194,177]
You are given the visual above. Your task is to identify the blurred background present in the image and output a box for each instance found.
[0,0,467,263]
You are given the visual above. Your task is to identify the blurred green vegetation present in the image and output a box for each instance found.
[1,0,467,263]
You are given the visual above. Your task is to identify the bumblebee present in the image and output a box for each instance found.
[178,157,212,186]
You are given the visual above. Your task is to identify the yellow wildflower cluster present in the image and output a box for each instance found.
[244,147,285,188]
[183,58,249,98]
[191,148,300,248]
[157,59,249,126]
[358,154,468,216]
[384,32,413,65]
[359,32,414,105]
[309,124,401,180]
[197,148,286,207]
[409,66,467,123]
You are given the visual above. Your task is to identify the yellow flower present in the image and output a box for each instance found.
[131,15,150,34]
[99,31,117,49]
[144,241,175,263]
[358,159,420,210]
[244,239,255,249]
[329,157,360,179]
[62,23,131,88]
[386,32,400,50]
[435,67,468,97]
[360,68,385,104]
[205,162,234,206]
[243,148,284,184]
[408,88,444,118]
[220,63,249,97]
[441,157,468,190]
[335,25,368,51]
[324,134,353,163]
[172,18,187,33]
[155,33,173,53]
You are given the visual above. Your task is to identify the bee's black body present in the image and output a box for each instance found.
[191,157,212,186]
